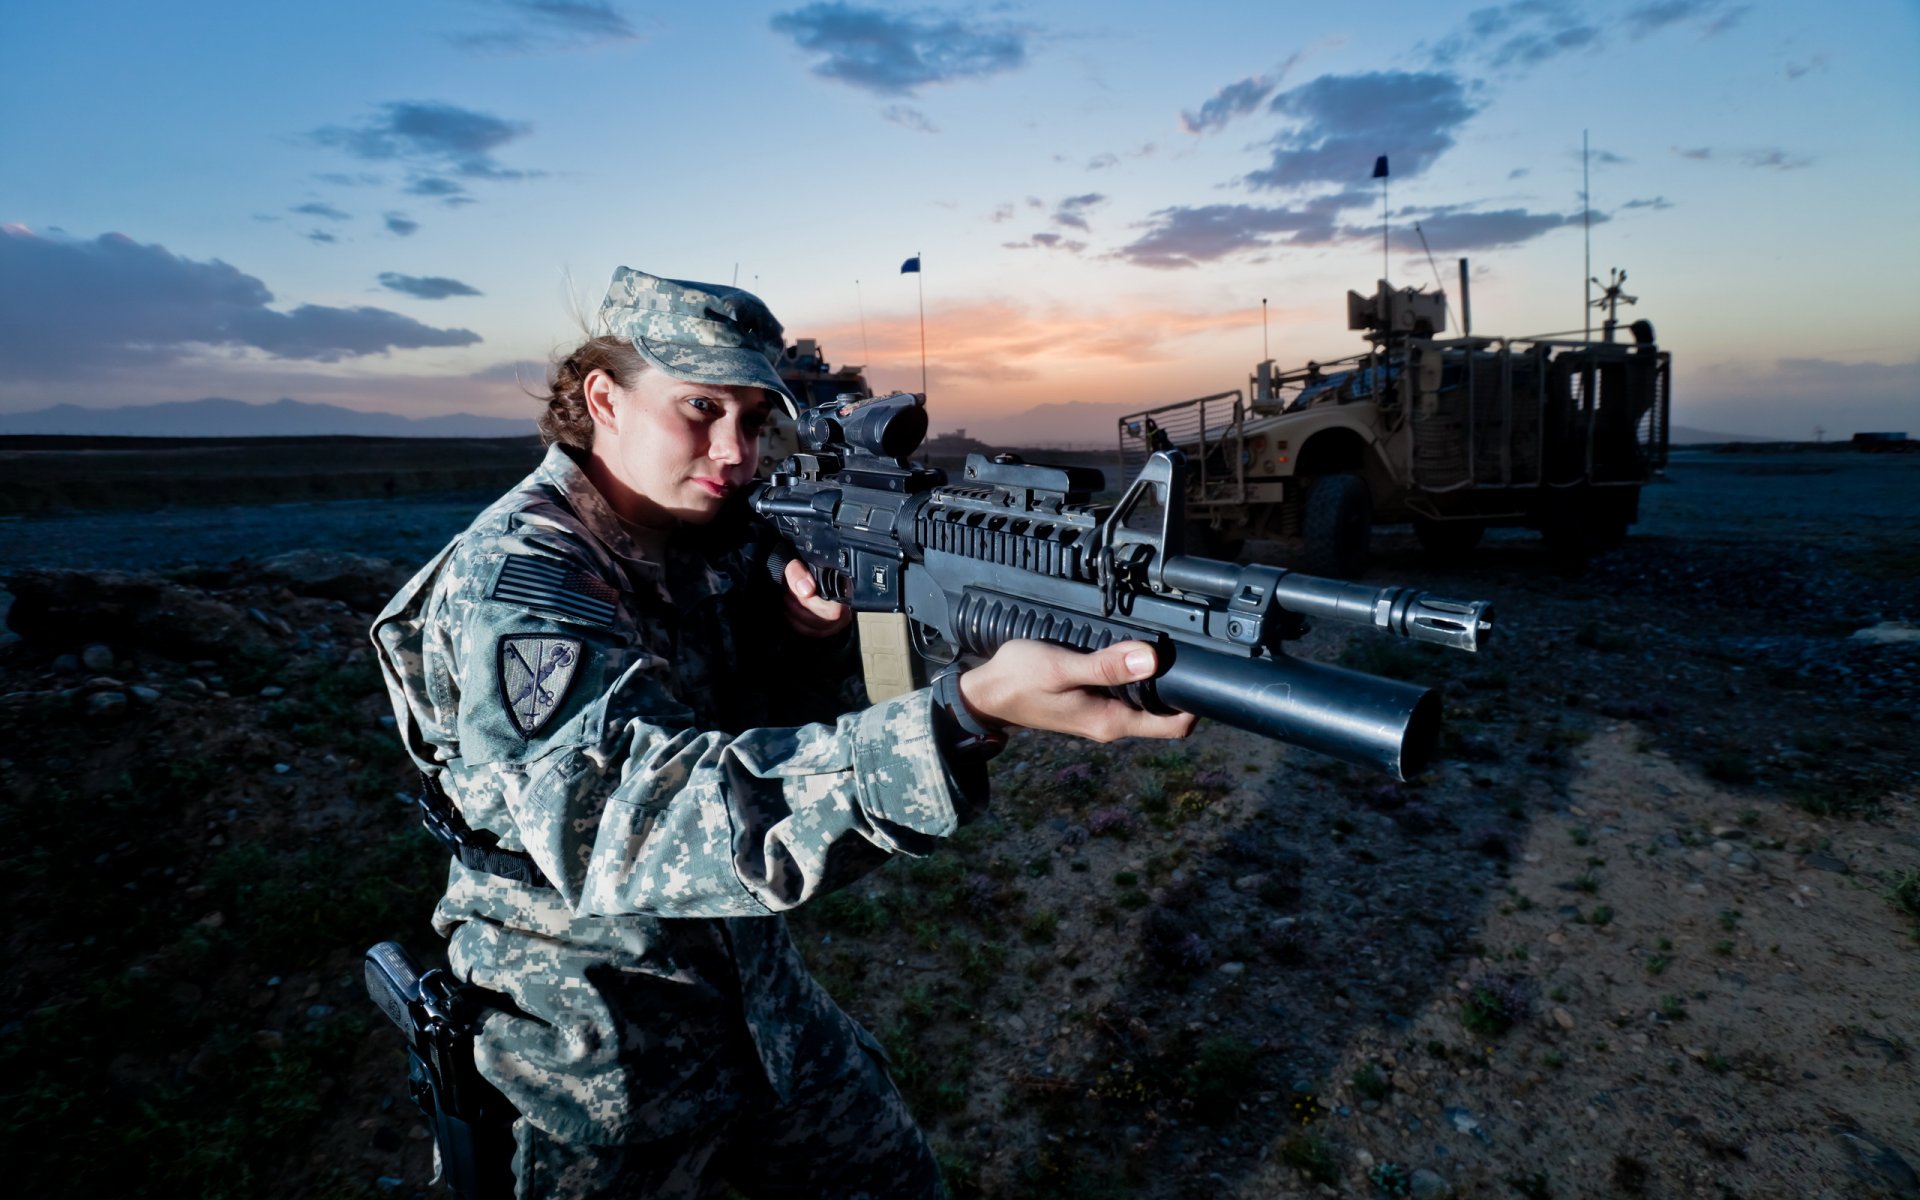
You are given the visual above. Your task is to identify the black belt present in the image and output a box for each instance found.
[415,773,554,890]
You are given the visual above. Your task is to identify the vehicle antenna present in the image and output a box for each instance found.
[1262,297,1269,362]
[1416,223,1447,325]
[1583,130,1592,342]
[732,262,739,287]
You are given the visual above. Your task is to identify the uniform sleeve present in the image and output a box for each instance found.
[449,543,985,920]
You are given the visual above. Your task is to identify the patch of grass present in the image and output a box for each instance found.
[1182,1034,1260,1123]
[1022,909,1060,944]
[1462,973,1535,1037]
[1573,870,1602,894]
[1657,994,1687,1021]
[1704,752,1756,786]
[1507,1170,1554,1200]
[1588,904,1614,927]
[1369,1161,1413,1196]
[1349,1062,1389,1102]
[1276,1131,1338,1185]
[806,888,892,937]
[1889,869,1920,926]
[1645,952,1672,976]
[1717,908,1742,931]
[1569,825,1592,847]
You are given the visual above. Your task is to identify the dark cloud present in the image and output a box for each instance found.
[1784,52,1829,79]
[1620,196,1672,210]
[1424,1,1602,72]
[1084,153,1118,170]
[311,101,536,183]
[378,272,483,300]
[291,202,351,221]
[1587,148,1630,165]
[987,203,1014,223]
[0,227,479,378]
[1742,148,1811,170]
[1425,0,1739,74]
[1002,232,1086,253]
[1247,71,1478,190]
[405,176,470,199]
[1626,0,1743,38]
[1671,145,1811,169]
[1116,193,1590,269]
[1113,198,1356,269]
[1053,193,1107,231]
[313,171,384,186]
[305,230,338,245]
[1508,167,1530,179]
[882,104,939,133]
[769,3,1032,97]
[385,213,421,236]
[453,0,643,53]
[1181,74,1277,135]
[1385,207,1600,253]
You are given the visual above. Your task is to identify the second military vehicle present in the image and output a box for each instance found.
[1117,275,1670,576]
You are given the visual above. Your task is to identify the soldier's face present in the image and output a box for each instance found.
[585,368,772,528]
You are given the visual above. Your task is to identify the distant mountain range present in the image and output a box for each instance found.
[0,397,536,439]
[0,396,1787,447]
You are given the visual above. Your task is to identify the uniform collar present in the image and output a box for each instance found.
[534,442,734,602]
[534,443,653,565]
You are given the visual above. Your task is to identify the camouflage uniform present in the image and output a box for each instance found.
[371,269,984,1198]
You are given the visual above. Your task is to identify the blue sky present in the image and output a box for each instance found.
[2,0,1915,439]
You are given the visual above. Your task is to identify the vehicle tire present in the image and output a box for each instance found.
[1413,517,1485,556]
[1589,488,1637,551]
[1300,473,1371,578]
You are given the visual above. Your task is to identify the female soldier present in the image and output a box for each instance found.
[371,267,1192,1198]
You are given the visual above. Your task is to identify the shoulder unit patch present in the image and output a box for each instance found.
[498,635,585,736]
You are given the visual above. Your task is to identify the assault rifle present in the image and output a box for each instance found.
[750,391,1494,780]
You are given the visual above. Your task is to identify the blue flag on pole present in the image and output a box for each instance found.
[1372,155,1389,179]
[900,255,921,274]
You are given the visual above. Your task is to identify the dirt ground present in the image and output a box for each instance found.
[0,447,1914,1199]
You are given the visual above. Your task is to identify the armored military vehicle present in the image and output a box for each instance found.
[762,338,870,475]
[1117,278,1670,575]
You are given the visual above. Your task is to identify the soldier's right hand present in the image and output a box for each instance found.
[956,640,1196,744]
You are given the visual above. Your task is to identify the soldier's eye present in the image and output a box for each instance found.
[686,395,719,415]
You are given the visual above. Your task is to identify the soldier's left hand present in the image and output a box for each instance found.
[782,558,853,638]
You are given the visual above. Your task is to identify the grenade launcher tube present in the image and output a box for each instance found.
[940,585,1441,780]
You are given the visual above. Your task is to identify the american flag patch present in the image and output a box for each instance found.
[489,556,619,628]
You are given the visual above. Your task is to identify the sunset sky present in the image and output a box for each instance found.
[3,0,1915,441]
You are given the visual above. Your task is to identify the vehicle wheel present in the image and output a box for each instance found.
[1301,473,1371,578]
[1589,488,1637,551]
[1413,517,1485,556]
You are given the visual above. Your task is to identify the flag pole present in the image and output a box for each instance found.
[916,251,927,395]
[1372,155,1391,284]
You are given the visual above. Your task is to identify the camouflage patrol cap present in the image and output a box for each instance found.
[597,267,798,416]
